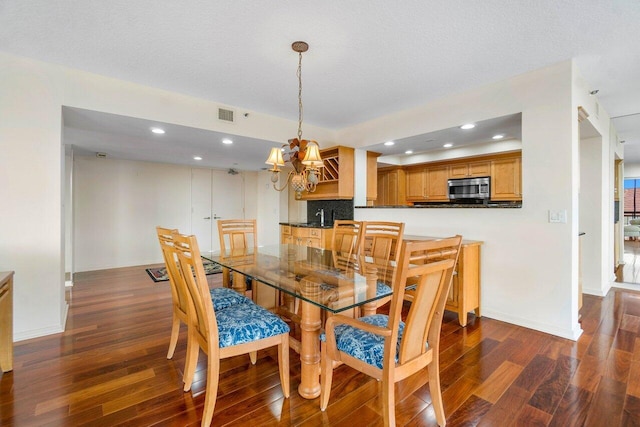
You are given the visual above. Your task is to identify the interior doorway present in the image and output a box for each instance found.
[616,173,640,285]
[191,168,245,253]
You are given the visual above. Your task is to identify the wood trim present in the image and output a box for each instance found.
[403,150,521,171]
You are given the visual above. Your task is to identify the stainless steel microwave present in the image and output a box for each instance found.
[448,176,490,200]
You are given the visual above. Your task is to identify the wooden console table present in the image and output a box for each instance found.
[404,236,482,326]
[0,271,14,372]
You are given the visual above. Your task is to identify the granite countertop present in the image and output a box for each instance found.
[280,222,335,229]
[356,202,522,209]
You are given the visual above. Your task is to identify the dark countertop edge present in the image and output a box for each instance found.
[279,222,334,229]
[355,203,522,209]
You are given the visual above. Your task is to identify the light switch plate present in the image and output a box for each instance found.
[549,209,567,223]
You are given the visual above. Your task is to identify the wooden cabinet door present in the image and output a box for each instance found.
[425,166,449,201]
[468,161,490,177]
[388,170,399,205]
[375,172,387,206]
[406,168,426,200]
[491,157,521,200]
[449,163,468,178]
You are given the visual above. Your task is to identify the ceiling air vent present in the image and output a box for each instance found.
[218,107,235,123]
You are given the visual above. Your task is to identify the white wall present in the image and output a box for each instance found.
[74,156,192,270]
[64,149,73,281]
[74,158,280,271]
[580,136,605,296]
[255,171,282,246]
[624,164,640,178]
[345,61,586,340]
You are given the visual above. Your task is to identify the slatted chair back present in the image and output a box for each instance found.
[217,219,257,255]
[403,236,462,305]
[330,220,363,270]
[360,221,405,283]
[217,219,257,293]
[172,233,217,355]
[156,226,190,359]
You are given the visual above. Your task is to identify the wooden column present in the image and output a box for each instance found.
[297,277,322,399]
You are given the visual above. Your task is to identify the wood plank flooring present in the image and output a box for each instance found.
[617,240,640,284]
[2,265,640,426]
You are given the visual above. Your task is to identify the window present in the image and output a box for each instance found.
[624,178,640,218]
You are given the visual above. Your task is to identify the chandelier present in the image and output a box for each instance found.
[265,41,323,200]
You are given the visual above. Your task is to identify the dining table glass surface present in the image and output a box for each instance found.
[203,244,391,314]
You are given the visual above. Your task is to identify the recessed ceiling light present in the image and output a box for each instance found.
[492,134,504,140]
[222,138,233,145]
[460,123,475,130]
[384,141,395,146]
[151,127,165,134]
[405,150,413,154]
[443,143,453,148]
[193,156,202,161]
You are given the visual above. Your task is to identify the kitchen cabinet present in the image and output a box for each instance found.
[301,146,354,200]
[425,166,449,201]
[449,160,490,178]
[375,167,406,206]
[366,151,381,204]
[490,156,521,201]
[281,225,333,249]
[405,167,426,201]
[405,166,449,202]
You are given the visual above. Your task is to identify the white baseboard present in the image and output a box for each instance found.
[481,308,583,341]
[14,324,65,342]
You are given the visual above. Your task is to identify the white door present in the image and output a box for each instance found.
[191,169,244,253]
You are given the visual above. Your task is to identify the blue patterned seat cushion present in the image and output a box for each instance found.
[216,303,290,348]
[320,314,405,369]
[209,287,251,311]
[376,281,392,297]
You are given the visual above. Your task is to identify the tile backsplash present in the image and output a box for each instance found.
[307,199,354,223]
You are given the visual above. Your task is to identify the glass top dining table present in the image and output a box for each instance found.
[203,243,389,400]
[202,243,390,314]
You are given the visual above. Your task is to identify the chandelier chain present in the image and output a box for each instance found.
[297,51,303,141]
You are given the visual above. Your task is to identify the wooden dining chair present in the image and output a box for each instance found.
[358,221,405,313]
[320,236,462,427]
[330,220,363,270]
[217,219,257,290]
[172,232,290,427]
[156,226,252,361]
[403,236,463,305]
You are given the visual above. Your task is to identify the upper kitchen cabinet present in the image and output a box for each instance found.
[301,146,354,200]
[367,151,381,204]
[376,166,406,206]
[405,165,449,202]
[490,155,521,200]
[449,160,490,178]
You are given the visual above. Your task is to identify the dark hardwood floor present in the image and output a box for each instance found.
[2,265,640,426]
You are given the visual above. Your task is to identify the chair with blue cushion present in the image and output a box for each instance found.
[156,226,252,360]
[172,232,290,427]
[320,236,462,427]
[358,221,404,314]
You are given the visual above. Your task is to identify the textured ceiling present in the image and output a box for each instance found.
[2,1,639,165]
